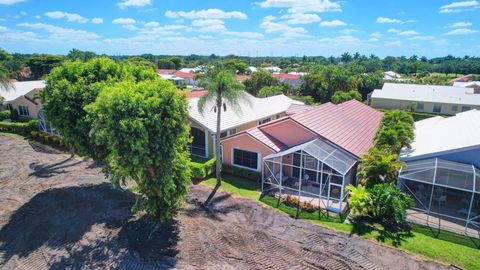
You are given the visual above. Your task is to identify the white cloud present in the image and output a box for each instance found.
[256,0,342,14]
[320,19,346,27]
[387,28,399,33]
[17,22,101,41]
[280,13,321,24]
[376,17,402,24]
[0,26,7,31]
[20,11,27,16]
[44,11,89,23]
[440,0,480,13]
[91,18,103,24]
[370,32,382,38]
[112,18,136,24]
[448,22,472,28]
[260,16,308,38]
[123,24,139,31]
[191,19,226,32]
[444,28,478,35]
[165,9,247,20]
[397,30,419,36]
[224,31,264,39]
[145,21,159,27]
[339,28,360,34]
[408,35,435,40]
[0,0,25,5]
[117,0,151,9]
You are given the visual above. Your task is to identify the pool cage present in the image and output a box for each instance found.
[262,139,357,213]
[398,158,480,238]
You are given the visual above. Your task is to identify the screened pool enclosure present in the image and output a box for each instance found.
[262,139,357,213]
[398,158,480,237]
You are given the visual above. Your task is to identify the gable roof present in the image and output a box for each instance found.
[174,71,195,79]
[272,73,301,79]
[246,127,287,152]
[1,80,46,102]
[188,93,302,133]
[401,110,480,161]
[291,99,383,157]
[371,82,480,106]
[157,69,176,75]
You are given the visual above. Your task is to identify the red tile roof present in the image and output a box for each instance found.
[236,75,251,83]
[157,69,177,75]
[181,90,208,99]
[174,71,195,79]
[247,128,287,152]
[286,104,314,115]
[291,99,383,157]
[450,74,473,83]
[272,73,301,79]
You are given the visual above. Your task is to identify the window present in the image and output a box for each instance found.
[462,106,472,112]
[18,106,29,116]
[6,104,12,110]
[452,105,458,112]
[220,128,236,138]
[258,117,271,125]
[416,102,424,110]
[233,149,259,170]
[432,104,442,113]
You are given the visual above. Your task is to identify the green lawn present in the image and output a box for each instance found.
[201,175,480,270]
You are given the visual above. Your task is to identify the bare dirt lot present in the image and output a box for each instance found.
[0,134,453,269]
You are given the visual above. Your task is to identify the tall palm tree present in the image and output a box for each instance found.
[198,70,249,205]
[357,148,404,188]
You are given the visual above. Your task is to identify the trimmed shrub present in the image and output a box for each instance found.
[29,130,67,150]
[0,120,39,135]
[369,183,414,226]
[222,164,261,181]
[190,158,216,180]
[0,110,10,121]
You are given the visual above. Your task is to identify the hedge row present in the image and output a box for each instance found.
[0,110,10,121]
[190,158,216,180]
[0,120,39,135]
[30,131,68,150]
[222,164,261,181]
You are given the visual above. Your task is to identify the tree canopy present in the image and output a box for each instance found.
[86,79,191,221]
[243,69,279,96]
[331,89,362,104]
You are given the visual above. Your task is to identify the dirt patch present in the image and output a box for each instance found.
[0,135,454,269]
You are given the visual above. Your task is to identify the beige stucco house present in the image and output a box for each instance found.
[1,81,46,119]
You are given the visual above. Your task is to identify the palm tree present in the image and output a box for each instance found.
[357,147,404,187]
[198,70,249,205]
[0,66,12,93]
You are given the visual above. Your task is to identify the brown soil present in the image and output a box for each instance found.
[0,134,454,269]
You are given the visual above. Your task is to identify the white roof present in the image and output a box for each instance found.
[188,93,303,133]
[179,67,200,73]
[401,110,480,160]
[384,71,401,78]
[453,81,480,88]
[159,74,185,81]
[1,80,46,102]
[248,66,257,73]
[371,83,480,106]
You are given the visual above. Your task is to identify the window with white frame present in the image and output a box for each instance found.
[233,148,259,170]
[18,106,29,116]
[220,128,237,138]
[416,102,424,110]
[257,117,271,125]
[462,106,472,112]
[432,104,442,113]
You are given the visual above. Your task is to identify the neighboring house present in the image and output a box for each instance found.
[1,80,46,119]
[453,81,480,92]
[187,93,303,158]
[272,73,303,89]
[450,74,473,83]
[383,71,401,80]
[398,110,480,237]
[179,67,201,73]
[262,66,282,73]
[157,69,196,87]
[369,83,480,115]
[221,100,383,213]
[235,75,251,83]
[248,66,257,73]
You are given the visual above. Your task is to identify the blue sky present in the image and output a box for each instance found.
[0,0,479,57]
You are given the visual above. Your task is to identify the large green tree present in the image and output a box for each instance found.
[357,148,404,187]
[243,69,278,96]
[25,54,66,79]
[331,89,362,104]
[86,79,191,221]
[41,57,157,157]
[198,70,248,204]
[375,110,415,153]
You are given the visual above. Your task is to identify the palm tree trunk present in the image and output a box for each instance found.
[204,97,222,205]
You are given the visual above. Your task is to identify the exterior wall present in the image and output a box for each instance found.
[259,119,317,147]
[405,147,480,168]
[6,88,43,119]
[370,97,480,115]
[221,133,274,172]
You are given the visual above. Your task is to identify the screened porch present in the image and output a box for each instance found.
[398,158,480,238]
[262,139,357,213]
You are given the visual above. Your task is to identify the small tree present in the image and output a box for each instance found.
[258,85,283,97]
[86,79,191,221]
[375,110,415,153]
[197,70,249,205]
[346,185,372,218]
[331,89,362,104]
[357,148,404,187]
[369,183,414,226]
[243,69,278,96]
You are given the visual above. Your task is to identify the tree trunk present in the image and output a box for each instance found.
[69,145,75,159]
[204,96,222,205]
